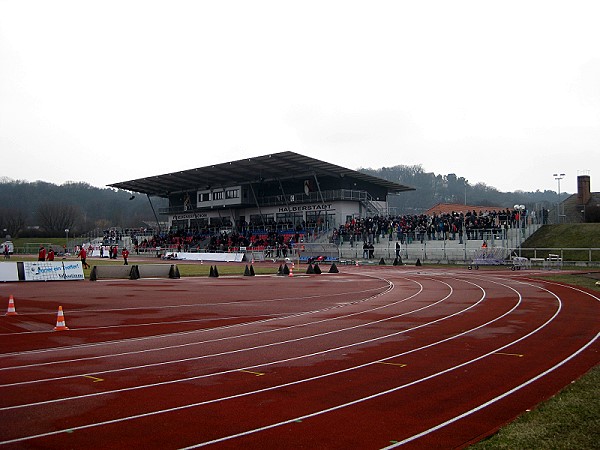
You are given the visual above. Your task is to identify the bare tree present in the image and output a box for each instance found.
[36,202,81,236]
[0,208,27,238]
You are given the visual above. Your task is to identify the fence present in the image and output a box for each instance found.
[338,242,600,267]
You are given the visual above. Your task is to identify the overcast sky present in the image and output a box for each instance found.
[1,1,598,195]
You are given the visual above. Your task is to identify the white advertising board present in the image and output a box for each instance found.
[0,262,19,282]
[23,261,85,281]
[165,252,245,262]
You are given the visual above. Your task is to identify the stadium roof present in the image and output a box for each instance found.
[109,151,414,197]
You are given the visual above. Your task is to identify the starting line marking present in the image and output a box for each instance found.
[377,362,407,368]
[238,370,265,377]
[82,375,104,383]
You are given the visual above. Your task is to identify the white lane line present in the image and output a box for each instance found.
[0,276,405,376]
[0,277,392,350]
[4,275,573,448]
[383,276,600,447]
[1,278,484,411]
[0,278,415,390]
[383,335,598,448]
[0,282,390,335]
[0,278,514,446]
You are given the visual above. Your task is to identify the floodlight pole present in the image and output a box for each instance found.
[513,205,525,257]
[553,173,565,223]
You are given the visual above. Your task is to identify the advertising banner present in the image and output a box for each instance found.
[23,261,85,281]
[0,262,19,282]
[164,252,245,262]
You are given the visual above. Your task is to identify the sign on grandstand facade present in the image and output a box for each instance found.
[168,202,342,231]
[277,203,333,212]
[172,213,208,220]
[165,197,379,231]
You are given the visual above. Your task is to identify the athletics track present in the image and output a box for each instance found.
[0,263,598,449]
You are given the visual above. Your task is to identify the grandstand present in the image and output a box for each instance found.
[109,151,413,243]
[107,152,551,264]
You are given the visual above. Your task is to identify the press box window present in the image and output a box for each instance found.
[198,193,210,202]
[212,191,224,201]
[226,189,239,199]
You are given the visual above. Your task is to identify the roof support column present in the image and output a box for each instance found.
[312,173,329,231]
[313,173,326,205]
[249,183,266,229]
[146,194,162,235]
[277,178,292,211]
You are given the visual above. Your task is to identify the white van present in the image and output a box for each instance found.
[2,241,14,254]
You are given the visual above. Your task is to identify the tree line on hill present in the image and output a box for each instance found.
[0,179,167,239]
[0,167,567,239]
[358,165,564,213]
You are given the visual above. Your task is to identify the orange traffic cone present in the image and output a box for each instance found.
[6,295,17,316]
[355,260,359,267]
[288,265,294,277]
[53,306,69,331]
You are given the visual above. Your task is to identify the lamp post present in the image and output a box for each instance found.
[553,173,565,223]
[65,229,69,254]
[514,204,525,256]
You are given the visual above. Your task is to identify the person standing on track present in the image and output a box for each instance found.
[38,245,46,261]
[78,246,90,269]
[122,247,130,265]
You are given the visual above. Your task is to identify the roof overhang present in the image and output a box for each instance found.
[108,151,414,197]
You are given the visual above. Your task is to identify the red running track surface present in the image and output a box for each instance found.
[0,265,598,449]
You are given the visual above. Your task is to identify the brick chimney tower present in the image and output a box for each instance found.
[577,174,591,205]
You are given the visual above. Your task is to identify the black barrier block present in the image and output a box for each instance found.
[88,265,137,281]
[244,265,251,276]
[379,258,386,265]
[129,265,140,280]
[213,266,219,277]
[314,264,322,274]
[277,264,284,276]
[209,266,215,277]
[169,265,180,279]
[242,253,247,262]
[250,265,255,276]
[16,262,25,281]
[416,258,422,266]
[283,264,290,275]
[328,263,339,273]
[306,264,315,274]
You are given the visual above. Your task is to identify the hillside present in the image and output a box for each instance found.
[0,180,167,238]
[523,224,600,249]
[359,165,564,212]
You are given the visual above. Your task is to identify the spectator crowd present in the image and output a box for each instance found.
[332,208,528,247]
[118,208,528,255]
